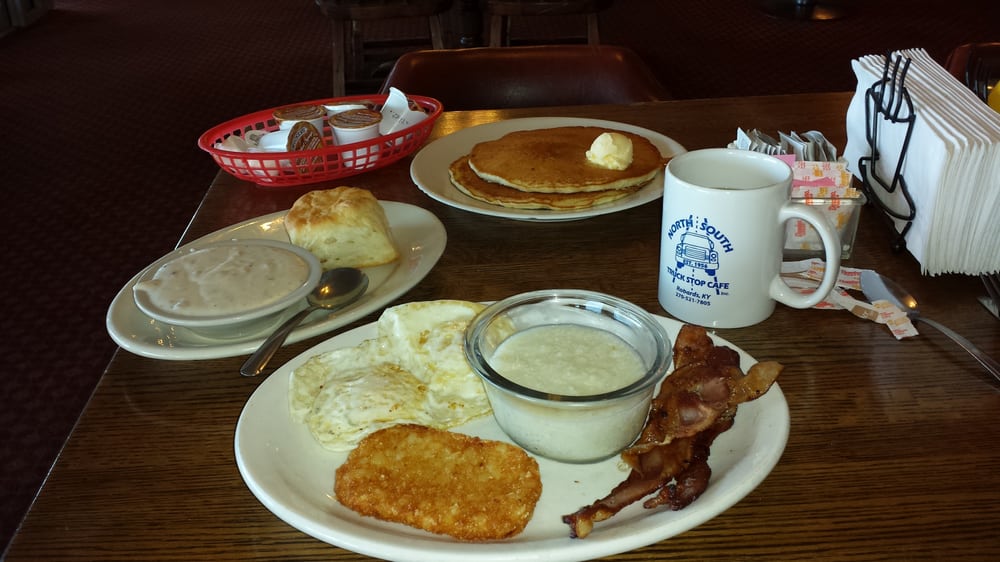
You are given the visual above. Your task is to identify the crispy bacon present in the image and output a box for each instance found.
[562,325,782,538]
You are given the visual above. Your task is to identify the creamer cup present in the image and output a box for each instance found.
[327,109,380,168]
[243,129,269,148]
[331,108,383,144]
[257,129,292,152]
[379,86,428,138]
[216,135,250,152]
[324,101,373,118]
[273,104,326,135]
[256,121,323,153]
[253,122,324,173]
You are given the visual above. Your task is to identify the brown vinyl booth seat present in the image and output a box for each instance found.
[377,45,670,110]
[944,41,1000,99]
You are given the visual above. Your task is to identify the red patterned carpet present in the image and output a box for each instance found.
[1,0,996,552]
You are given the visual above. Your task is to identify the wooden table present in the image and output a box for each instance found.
[8,92,1000,560]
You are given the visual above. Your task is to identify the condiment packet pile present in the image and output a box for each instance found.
[782,258,919,340]
[729,128,859,198]
[731,129,866,257]
[785,160,865,256]
[731,128,839,161]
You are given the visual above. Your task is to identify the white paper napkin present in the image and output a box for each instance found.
[844,48,1000,276]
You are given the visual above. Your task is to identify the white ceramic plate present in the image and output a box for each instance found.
[410,117,687,222]
[106,202,446,360]
[234,316,789,561]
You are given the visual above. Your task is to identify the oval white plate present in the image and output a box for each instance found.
[410,117,686,222]
[234,316,789,562]
[106,201,446,360]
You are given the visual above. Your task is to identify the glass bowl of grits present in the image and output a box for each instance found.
[464,289,671,463]
[132,239,321,339]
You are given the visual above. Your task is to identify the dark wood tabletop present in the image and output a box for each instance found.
[7,92,1000,561]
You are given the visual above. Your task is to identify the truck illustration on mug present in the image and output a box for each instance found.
[675,232,719,276]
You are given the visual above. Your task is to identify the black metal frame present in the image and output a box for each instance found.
[857,52,917,253]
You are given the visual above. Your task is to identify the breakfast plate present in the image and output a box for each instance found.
[410,117,686,222]
[106,202,446,360]
[234,316,789,561]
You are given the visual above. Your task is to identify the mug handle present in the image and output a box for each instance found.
[769,203,842,309]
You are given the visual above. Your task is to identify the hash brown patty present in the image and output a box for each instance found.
[334,424,542,541]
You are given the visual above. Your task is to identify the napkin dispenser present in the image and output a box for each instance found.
[844,48,1000,275]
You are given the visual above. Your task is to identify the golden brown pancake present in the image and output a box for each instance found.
[449,155,643,210]
[468,126,665,193]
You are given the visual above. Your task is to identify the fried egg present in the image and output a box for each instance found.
[378,300,490,426]
[289,300,491,451]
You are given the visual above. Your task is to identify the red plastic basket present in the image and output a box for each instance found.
[197,94,443,187]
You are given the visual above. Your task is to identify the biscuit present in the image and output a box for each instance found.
[285,187,399,269]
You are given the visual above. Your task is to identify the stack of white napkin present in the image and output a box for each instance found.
[844,48,1000,276]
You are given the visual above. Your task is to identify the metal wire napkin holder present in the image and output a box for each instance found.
[857,53,917,253]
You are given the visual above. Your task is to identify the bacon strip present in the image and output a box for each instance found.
[562,325,782,538]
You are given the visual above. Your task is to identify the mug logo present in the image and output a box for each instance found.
[664,215,733,305]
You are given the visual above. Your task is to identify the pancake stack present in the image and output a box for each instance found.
[449,126,666,211]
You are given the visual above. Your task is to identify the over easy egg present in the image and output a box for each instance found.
[288,300,490,451]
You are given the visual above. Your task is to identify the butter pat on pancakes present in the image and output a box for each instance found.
[586,132,634,170]
[289,300,491,451]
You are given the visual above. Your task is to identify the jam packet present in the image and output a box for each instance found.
[785,160,865,259]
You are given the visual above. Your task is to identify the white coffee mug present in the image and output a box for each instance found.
[658,148,841,328]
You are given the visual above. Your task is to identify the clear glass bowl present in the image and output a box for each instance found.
[464,289,671,463]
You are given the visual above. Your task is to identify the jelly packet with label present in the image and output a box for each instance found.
[781,258,919,339]
[785,161,865,259]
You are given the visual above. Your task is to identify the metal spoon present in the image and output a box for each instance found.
[860,270,1000,383]
[240,267,369,377]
